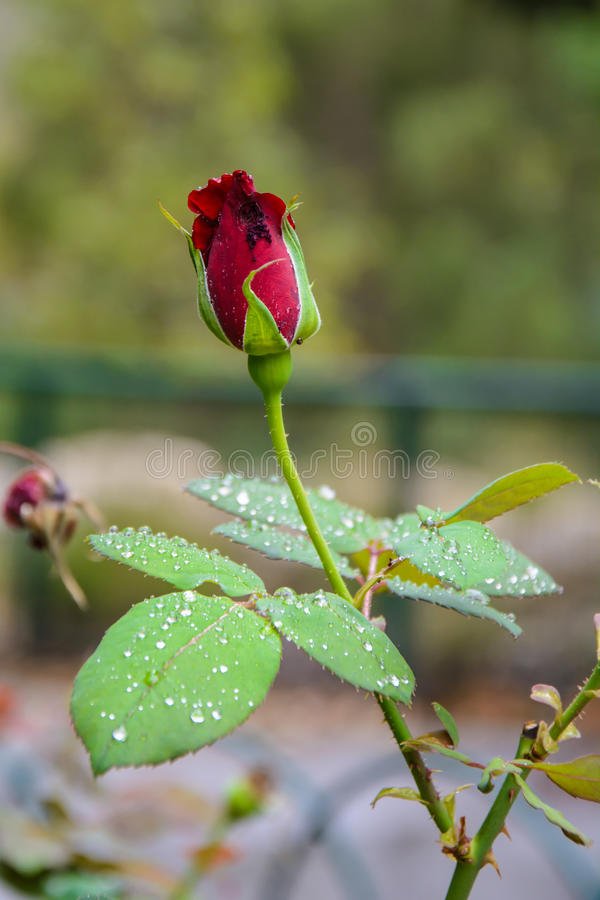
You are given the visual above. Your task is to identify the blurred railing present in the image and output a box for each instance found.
[3,343,600,414]
[4,341,600,477]
[2,343,600,653]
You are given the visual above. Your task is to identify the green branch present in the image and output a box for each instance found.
[378,693,453,834]
[445,658,600,900]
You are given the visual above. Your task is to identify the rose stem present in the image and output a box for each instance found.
[254,368,452,835]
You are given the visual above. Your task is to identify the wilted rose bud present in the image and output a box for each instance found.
[1,454,103,609]
[3,467,71,549]
[181,170,320,356]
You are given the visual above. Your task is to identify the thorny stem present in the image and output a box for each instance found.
[377,692,453,834]
[260,386,452,835]
[262,388,354,604]
[445,658,600,900]
[547,662,600,743]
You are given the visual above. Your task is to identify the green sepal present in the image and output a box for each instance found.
[159,202,233,349]
[242,261,291,356]
[282,213,321,344]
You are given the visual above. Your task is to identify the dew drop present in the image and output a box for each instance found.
[318,485,336,500]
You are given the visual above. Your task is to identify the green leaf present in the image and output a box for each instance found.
[187,475,302,527]
[187,476,382,553]
[416,505,443,526]
[530,683,563,713]
[256,588,414,704]
[214,519,358,577]
[432,702,460,747]
[513,774,591,846]
[473,540,560,597]
[529,756,600,803]
[371,786,425,808]
[71,592,281,774]
[377,513,422,548]
[387,579,521,637]
[443,463,580,525]
[43,872,124,900]
[393,521,508,589]
[443,785,473,820]
[89,528,264,596]
[304,487,384,552]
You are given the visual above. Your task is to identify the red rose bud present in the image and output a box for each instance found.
[175,170,320,355]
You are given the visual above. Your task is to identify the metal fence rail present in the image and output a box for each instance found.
[2,343,599,653]
[2,344,600,414]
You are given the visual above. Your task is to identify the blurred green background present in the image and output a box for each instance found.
[1,0,600,693]
[3,0,600,357]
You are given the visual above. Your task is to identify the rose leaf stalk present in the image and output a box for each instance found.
[248,350,453,837]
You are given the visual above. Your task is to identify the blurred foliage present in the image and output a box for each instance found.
[1,0,600,358]
[0,689,271,897]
